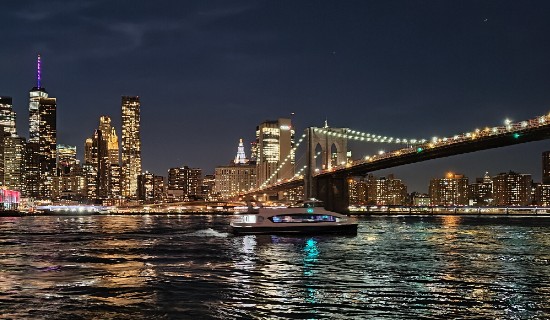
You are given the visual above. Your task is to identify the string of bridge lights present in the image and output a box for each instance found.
[313,128,427,144]
[243,114,550,196]
[258,133,307,189]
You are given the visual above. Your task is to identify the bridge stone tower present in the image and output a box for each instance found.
[305,123,349,211]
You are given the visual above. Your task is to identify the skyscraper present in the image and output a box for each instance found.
[0,97,24,192]
[121,96,142,199]
[27,54,56,199]
[167,166,202,201]
[255,118,295,187]
[429,173,469,206]
[492,171,532,206]
[0,97,16,136]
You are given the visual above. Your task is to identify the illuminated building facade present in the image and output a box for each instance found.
[0,97,16,136]
[492,171,532,206]
[137,171,155,203]
[365,174,407,205]
[0,97,26,192]
[429,173,469,206]
[255,118,294,186]
[53,144,86,201]
[3,136,26,192]
[468,172,493,206]
[121,96,142,199]
[349,178,367,205]
[215,139,257,199]
[215,165,257,199]
[167,166,202,201]
[27,54,57,199]
[57,144,78,175]
[202,174,217,201]
[535,184,550,206]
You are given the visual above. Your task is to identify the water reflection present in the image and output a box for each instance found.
[1,215,549,319]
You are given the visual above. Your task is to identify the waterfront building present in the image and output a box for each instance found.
[0,97,26,192]
[27,54,57,199]
[3,136,26,192]
[215,165,257,200]
[202,174,217,201]
[366,174,408,205]
[121,96,142,199]
[348,177,367,205]
[25,142,40,198]
[255,118,294,187]
[153,175,165,203]
[412,193,431,206]
[167,165,202,201]
[535,183,550,206]
[468,172,493,206]
[137,171,155,203]
[492,171,532,206]
[215,139,257,199]
[429,173,469,206]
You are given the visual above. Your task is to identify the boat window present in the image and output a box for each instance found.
[269,214,338,223]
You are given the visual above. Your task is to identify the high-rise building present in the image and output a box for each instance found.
[215,140,257,199]
[365,174,408,205]
[492,171,532,206]
[0,97,16,136]
[108,127,119,165]
[468,172,493,206]
[83,116,120,201]
[0,97,25,192]
[53,144,85,201]
[255,118,294,187]
[167,165,202,201]
[202,174,216,200]
[27,54,57,199]
[3,136,26,192]
[535,184,550,206]
[429,173,469,206]
[137,171,155,203]
[349,177,367,205]
[153,175,165,203]
[121,96,142,199]
[57,144,78,175]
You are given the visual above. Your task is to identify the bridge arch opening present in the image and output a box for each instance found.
[314,143,323,170]
[330,143,339,167]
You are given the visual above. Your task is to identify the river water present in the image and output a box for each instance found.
[0,214,549,319]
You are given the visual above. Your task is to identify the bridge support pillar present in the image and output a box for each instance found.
[312,174,350,213]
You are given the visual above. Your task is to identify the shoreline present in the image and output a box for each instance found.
[2,210,550,217]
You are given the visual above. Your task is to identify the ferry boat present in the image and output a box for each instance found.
[230,199,358,235]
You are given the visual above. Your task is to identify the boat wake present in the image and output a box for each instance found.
[186,228,230,238]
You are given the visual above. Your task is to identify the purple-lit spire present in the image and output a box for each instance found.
[37,54,41,88]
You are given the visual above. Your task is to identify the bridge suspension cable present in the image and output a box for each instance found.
[258,132,307,189]
[314,127,427,144]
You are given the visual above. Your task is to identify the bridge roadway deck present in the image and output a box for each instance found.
[318,121,550,177]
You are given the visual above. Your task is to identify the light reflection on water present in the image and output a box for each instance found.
[0,215,549,319]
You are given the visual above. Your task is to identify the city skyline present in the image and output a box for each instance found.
[2,1,550,193]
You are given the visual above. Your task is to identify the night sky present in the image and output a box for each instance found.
[2,0,550,192]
